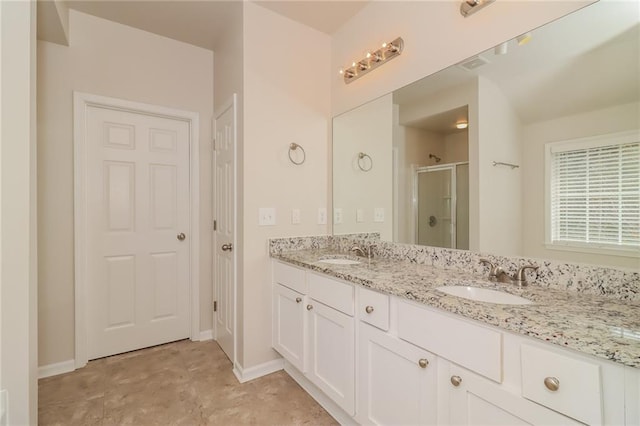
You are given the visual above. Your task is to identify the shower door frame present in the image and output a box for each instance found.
[412,161,469,248]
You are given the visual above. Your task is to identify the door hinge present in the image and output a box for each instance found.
[213,301,218,312]
[213,219,217,231]
[212,138,216,151]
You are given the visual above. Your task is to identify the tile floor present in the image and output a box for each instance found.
[38,340,337,425]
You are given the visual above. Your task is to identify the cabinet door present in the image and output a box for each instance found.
[358,323,437,425]
[272,284,306,372]
[307,299,355,416]
[447,364,582,426]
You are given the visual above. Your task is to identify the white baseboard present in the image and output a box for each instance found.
[284,361,356,426]
[198,329,213,341]
[233,358,284,383]
[38,359,75,379]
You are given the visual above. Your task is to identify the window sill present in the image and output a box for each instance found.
[545,242,640,258]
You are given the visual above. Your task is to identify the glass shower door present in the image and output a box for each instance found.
[416,168,454,248]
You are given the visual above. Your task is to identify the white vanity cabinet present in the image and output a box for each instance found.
[272,283,306,372]
[271,262,356,416]
[445,363,583,426]
[272,260,634,425]
[357,322,438,425]
[307,295,355,415]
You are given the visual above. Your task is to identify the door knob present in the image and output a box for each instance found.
[177,233,186,241]
[365,306,374,314]
[418,359,429,368]
[221,243,233,252]
[450,375,462,387]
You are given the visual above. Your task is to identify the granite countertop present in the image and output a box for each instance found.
[272,248,640,369]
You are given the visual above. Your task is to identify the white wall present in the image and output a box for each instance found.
[241,2,331,368]
[522,101,640,269]
[477,76,522,255]
[37,10,214,367]
[1,0,38,423]
[443,131,469,164]
[334,94,393,239]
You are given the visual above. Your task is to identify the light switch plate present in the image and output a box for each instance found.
[317,208,327,225]
[334,208,343,224]
[356,209,364,223]
[258,208,276,226]
[373,207,385,223]
[291,208,301,225]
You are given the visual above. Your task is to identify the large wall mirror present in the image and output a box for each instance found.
[332,0,639,268]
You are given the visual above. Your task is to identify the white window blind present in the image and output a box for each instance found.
[549,135,639,251]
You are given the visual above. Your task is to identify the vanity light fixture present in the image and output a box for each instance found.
[460,0,495,17]
[456,121,468,129]
[517,32,533,45]
[340,37,404,84]
[494,42,508,56]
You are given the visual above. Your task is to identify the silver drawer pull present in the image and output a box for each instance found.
[295,297,302,303]
[450,375,462,387]
[544,376,560,392]
[365,305,374,314]
[418,359,429,368]
[306,304,313,311]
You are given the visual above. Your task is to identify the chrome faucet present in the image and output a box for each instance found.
[351,244,377,259]
[479,259,539,287]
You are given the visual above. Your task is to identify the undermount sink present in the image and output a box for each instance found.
[318,257,361,265]
[436,286,533,305]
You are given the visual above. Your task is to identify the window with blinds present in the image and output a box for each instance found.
[546,131,639,254]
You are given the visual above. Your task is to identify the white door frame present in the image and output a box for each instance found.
[212,94,238,368]
[73,91,200,368]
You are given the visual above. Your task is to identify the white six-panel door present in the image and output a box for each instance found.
[214,96,236,362]
[85,105,191,360]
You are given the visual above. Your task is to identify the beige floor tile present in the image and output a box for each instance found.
[103,383,201,426]
[38,398,104,426]
[39,340,335,426]
[38,359,106,407]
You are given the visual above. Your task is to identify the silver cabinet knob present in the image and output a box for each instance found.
[544,377,560,392]
[306,304,313,311]
[177,233,186,241]
[418,358,429,368]
[365,305,374,314]
[221,243,233,252]
[450,375,462,387]
[295,297,302,303]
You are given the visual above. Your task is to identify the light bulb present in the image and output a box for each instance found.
[456,121,468,130]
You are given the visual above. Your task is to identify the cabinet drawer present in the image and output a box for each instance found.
[397,301,502,382]
[308,272,354,316]
[357,288,390,331]
[521,344,602,425]
[273,261,307,294]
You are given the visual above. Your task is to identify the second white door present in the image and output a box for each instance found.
[214,96,236,362]
[85,105,191,360]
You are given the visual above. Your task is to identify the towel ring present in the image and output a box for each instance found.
[357,152,373,172]
[288,143,306,165]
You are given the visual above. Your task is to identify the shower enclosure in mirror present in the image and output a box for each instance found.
[414,163,469,249]
[332,0,639,269]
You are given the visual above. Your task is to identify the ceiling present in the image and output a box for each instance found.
[55,0,369,50]
[393,0,640,129]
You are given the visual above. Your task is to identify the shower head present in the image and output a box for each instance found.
[429,153,442,163]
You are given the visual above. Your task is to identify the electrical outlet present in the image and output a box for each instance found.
[291,208,301,225]
[258,208,276,226]
[334,208,343,224]
[317,208,327,225]
[374,207,385,223]
[356,209,364,223]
